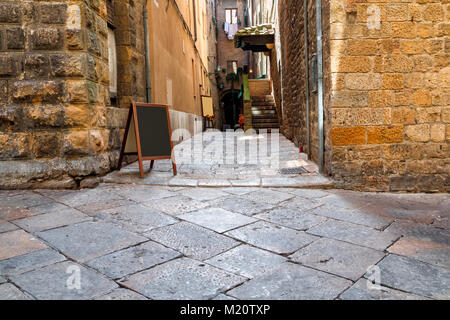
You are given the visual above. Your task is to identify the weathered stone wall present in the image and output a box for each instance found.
[275,0,449,192]
[112,0,146,164]
[270,48,282,125]
[0,0,119,189]
[277,0,324,163]
[329,0,449,192]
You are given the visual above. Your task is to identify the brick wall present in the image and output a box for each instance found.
[216,0,249,92]
[329,0,449,192]
[0,0,129,188]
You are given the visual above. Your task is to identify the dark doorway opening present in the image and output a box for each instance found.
[220,91,242,130]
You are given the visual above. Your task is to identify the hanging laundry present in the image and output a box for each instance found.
[225,23,238,40]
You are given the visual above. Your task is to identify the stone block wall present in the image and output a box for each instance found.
[277,0,323,163]
[329,0,449,192]
[275,0,449,192]
[0,0,119,188]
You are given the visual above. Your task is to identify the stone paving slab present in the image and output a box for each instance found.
[168,177,198,187]
[10,261,117,300]
[0,283,33,300]
[286,189,331,199]
[387,237,450,269]
[198,179,232,187]
[225,221,318,255]
[307,204,393,230]
[140,173,171,186]
[38,189,123,209]
[179,208,256,233]
[120,257,246,300]
[19,202,79,216]
[205,245,287,278]
[13,208,91,232]
[289,238,385,281]
[278,196,323,212]
[318,193,366,210]
[0,194,58,221]
[0,248,66,276]
[339,279,428,300]
[143,195,208,216]
[0,230,47,260]
[240,189,294,205]
[255,208,327,231]
[95,288,148,300]
[307,220,398,251]
[0,192,54,210]
[221,187,260,195]
[371,254,450,299]
[0,276,5,284]
[261,178,305,187]
[86,241,181,279]
[401,225,450,246]
[0,220,18,233]
[178,188,228,201]
[109,185,175,203]
[210,196,276,216]
[227,262,352,300]
[145,222,240,260]
[94,204,178,234]
[38,221,147,263]
[292,175,334,188]
[364,195,447,224]
[433,217,450,230]
[212,294,238,300]
[230,178,261,187]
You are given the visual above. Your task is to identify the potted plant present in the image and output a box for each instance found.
[205,114,215,128]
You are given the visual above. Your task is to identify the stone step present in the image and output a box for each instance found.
[251,96,274,103]
[253,124,280,129]
[252,110,276,115]
[253,119,279,124]
[252,105,276,110]
[251,100,275,105]
[252,114,278,119]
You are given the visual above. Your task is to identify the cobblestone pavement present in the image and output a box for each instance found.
[0,132,449,300]
[103,131,333,188]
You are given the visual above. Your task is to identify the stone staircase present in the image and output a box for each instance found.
[251,95,280,130]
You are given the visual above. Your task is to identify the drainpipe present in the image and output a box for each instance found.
[193,0,197,42]
[304,0,311,158]
[144,1,152,103]
[316,0,324,172]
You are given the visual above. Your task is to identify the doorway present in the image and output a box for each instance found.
[220,91,242,129]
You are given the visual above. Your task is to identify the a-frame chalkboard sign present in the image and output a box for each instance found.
[118,102,177,178]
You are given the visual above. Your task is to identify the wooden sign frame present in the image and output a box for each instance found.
[201,95,214,117]
[118,102,177,178]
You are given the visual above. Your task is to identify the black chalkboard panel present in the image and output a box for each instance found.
[118,102,177,178]
[136,105,172,158]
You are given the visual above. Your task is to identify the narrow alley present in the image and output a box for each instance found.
[0,0,449,302]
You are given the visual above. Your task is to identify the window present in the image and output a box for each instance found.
[227,60,238,74]
[225,8,238,24]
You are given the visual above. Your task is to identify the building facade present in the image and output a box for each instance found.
[0,0,218,189]
[271,0,449,192]
[215,0,250,128]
